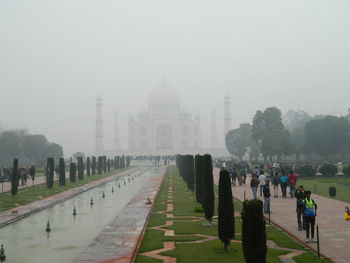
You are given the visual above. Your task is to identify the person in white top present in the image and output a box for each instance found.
[259,172,266,197]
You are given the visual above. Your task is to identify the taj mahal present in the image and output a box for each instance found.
[94,77,231,156]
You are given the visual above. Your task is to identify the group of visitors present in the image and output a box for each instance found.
[228,167,247,186]
[0,166,35,186]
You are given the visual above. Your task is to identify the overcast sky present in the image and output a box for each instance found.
[1,0,349,156]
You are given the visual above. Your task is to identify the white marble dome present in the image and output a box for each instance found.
[148,79,180,108]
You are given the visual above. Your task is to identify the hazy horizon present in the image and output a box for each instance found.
[1,0,349,156]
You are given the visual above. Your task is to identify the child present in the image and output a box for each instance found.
[344,207,350,221]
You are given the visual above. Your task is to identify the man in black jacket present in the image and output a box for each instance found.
[295,185,305,230]
[263,180,271,214]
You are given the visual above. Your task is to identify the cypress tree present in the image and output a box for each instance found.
[114,156,117,169]
[103,156,107,173]
[195,155,204,204]
[11,159,19,196]
[97,156,102,174]
[218,169,235,250]
[92,156,96,175]
[203,154,214,222]
[186,155,195,191]
[46,157,54,189]
[77,157,84,180]
[242,199,267,263]
[107,159,111,172]
[86,157,91,176]
[58,157,66,186]
[69,163,77,183]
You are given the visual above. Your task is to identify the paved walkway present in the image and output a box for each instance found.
[213,168,350,263]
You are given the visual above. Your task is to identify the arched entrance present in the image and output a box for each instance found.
[156,125,173,149]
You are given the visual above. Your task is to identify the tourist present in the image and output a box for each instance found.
[302,191,317,243]
[259,171,266,197]
[250,175,259,200]
[240,167,247,185]
[288,170,297,198]
[295,185,306,230]
[272,172,279,198]
[344,207,350,221]
[231,168,238,186]
[263,180,271,214]
[280,170,288,198]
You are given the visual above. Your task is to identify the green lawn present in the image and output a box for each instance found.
[136,166,329,263]
[298,177,350,203]
[0,167,130,212]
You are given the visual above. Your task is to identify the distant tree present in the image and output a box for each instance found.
[23,134,48,165]
[195,155,204,204]
[304,115,350,160]
[218,169,235,251]
[242,199,267,263]
[77,157,84,180]
[97,157,103,174]
[86,157,91,176]
[0,130,25,165]
[69,163,77,183]
[58,158,66,186]
[225,123,252,160]
[103,156,107,173]
[46,157,54,189]
[72,152,85,160]
[92,156,96,175]
[107,159,111,172]
[45,143,63,159]
[251,110,265,145]
[203,154,214,222]
[11,158,19,196]
[319,164,337,176]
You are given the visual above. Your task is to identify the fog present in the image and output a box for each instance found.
[1,0,349,156]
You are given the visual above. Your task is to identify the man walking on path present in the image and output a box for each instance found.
[263,180,271,214]
[259,171,266,197]
[287,170,297,198]
[280,171,288,198]
[295,185,306,230]
[250,175,259,200]
[272,172,279,198]
[302,191,317,243]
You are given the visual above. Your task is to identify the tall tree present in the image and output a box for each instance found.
[46,157,54,189]
[225,123,252,160]
[58,158,66,186]
[69,162,77,183]
[11,158,19,196]
[92,156,96,175]
[77,157,84,180]
[203,154,214,222]
[195,155,204,204]
[86,157,91,176]
[218,169,235,250]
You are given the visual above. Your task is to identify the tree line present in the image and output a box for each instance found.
[0,129,63,166]
[226,107,350,162]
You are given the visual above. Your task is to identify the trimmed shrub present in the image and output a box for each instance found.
[107,159,111,172]
[319,164,337,176]
[296,165,316,177]
[70,162,77,183]
[29,165,35,181]
[218,169,235,250]
[11,159,19,196]
[86,157,90,176]
[92,156,96,175]
[195,155,204,205]
[58,157,66,186]
[329,186,336,197]
[46,157,54,189]
[186,155,195,192]
[77,157,84,180]
[203,154,214,222]
[242,199,267,263]
[97,156,103,174]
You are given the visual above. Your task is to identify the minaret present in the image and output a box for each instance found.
[95,95,104,154]
[224,94,232,137]
[211,110,218,149]
[113,111,120,151]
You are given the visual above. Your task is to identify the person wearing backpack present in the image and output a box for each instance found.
[280,170,288,198]
[302,191,318,243]
[272,172,280,198]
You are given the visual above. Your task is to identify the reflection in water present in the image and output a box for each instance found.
[0,167,154,263]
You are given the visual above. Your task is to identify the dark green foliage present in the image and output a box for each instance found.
[91,156,96,175]
[343,165,350,177]
[77,157,84,180]
[329,186,336,197]
[225,123,252,160]
[97,156,103,174]
[103,156,107,173]
[126,156,131,167]
[203,154,214,221]
[195,155,204,204]
[11,159,19,196]
[186,155,195,192]
[319,164,337,176]
[86,157,90,176]
[218,169,235,250]
[296,165,316,177]
[58,157,66,186]
[107,159,111,172]
[242,199,267,263]
[46,157,54,189]
[69,163,77,183]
